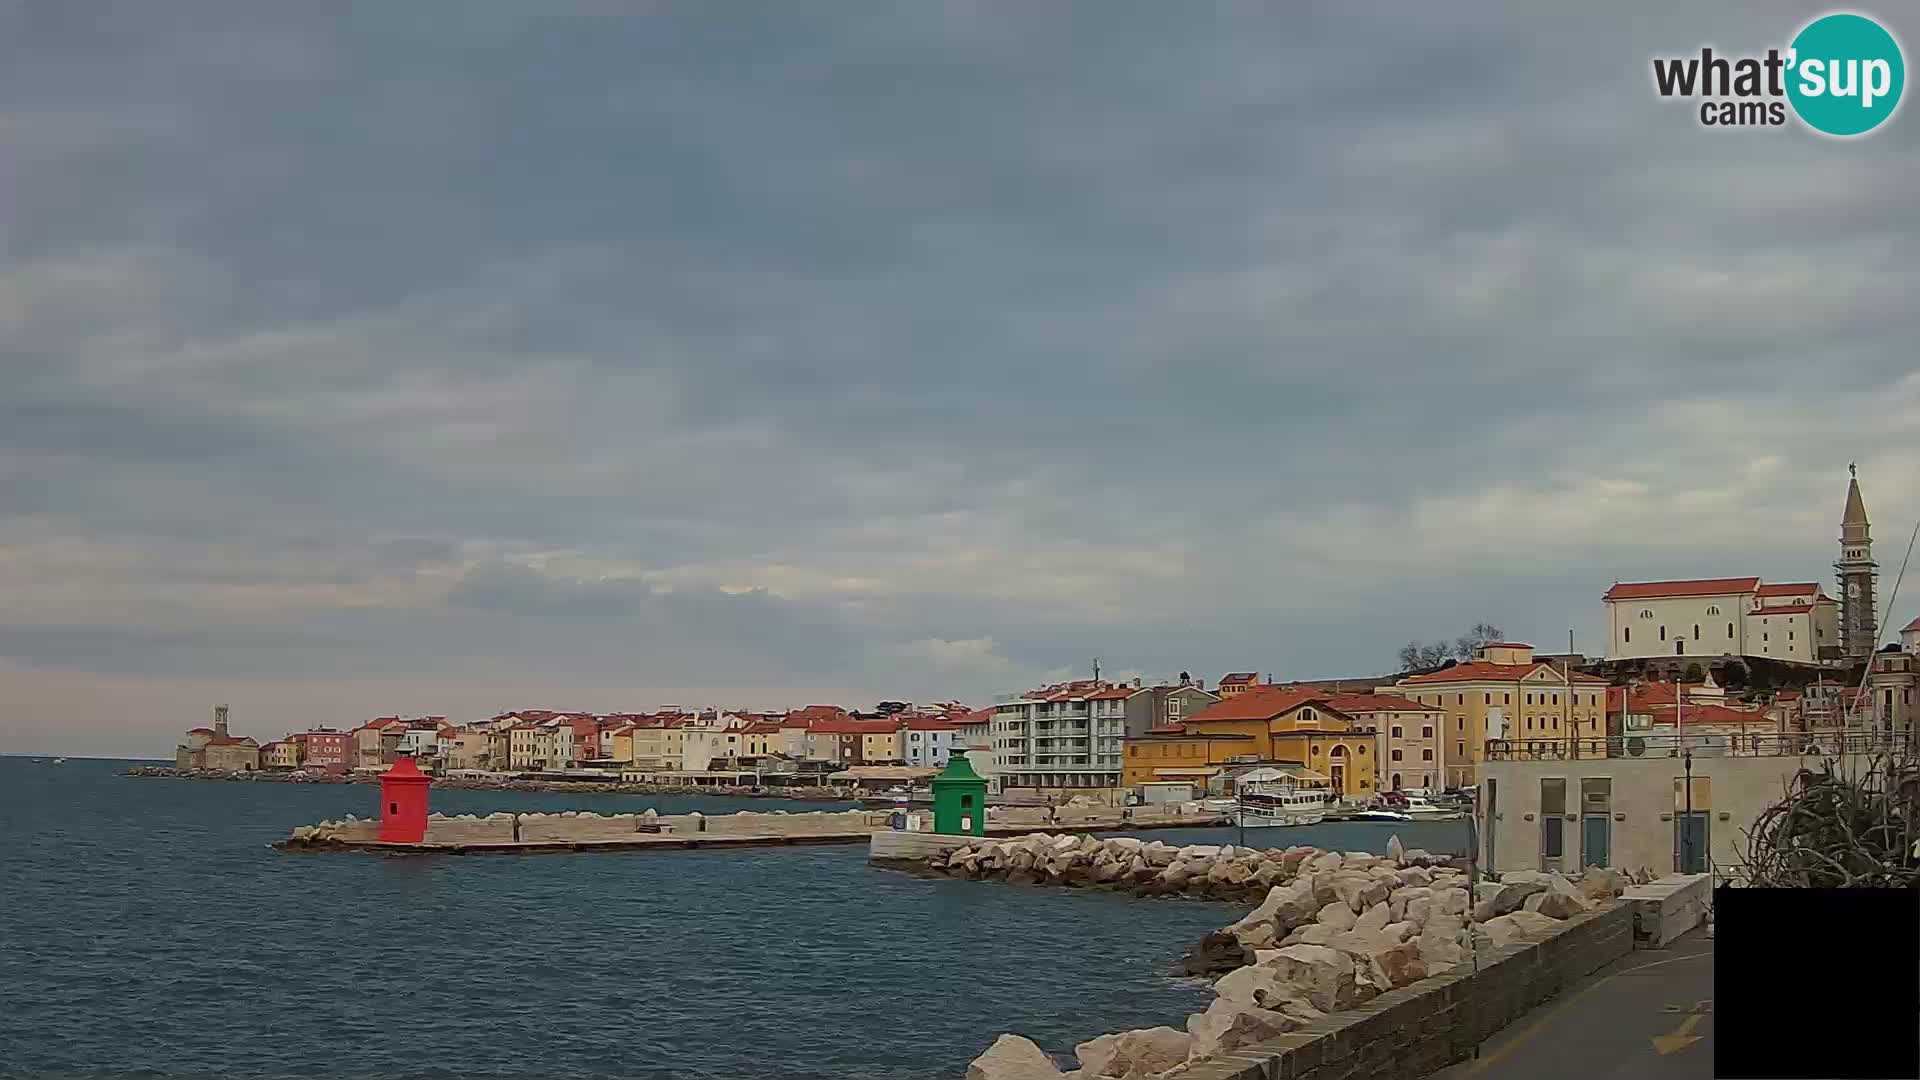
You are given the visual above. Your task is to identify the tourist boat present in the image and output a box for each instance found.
[1231,781,1335,828]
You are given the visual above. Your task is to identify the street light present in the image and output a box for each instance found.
[1682,746,1695,872]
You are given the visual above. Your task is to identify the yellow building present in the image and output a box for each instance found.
[629,722,688,770]
[1122,687,1377,797]
[860,727,902,764]
[262,740,301,770]
[606,725,636,765]
[508,724,540,770]
[1391,642,1610,787]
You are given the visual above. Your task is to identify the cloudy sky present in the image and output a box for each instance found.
[5,2,1918,756]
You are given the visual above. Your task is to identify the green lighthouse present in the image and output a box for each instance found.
[930,753,988,836]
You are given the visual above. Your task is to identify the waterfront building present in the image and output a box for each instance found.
[1902,616,1920,654]
[1391,643,1608,787]
[860,722,902,765]
[952,707,992,754]
[741,722,782,757]
[507,723,540,770]
[901,716,962,767]
[261,740,301,770]
[1323,693,1447,792]
[173,705,262,771]
[990,680,1129,794]
[1479,728,1899,877]
[292,730,351,773]
[1154,687,1378,798]
[352,717,407,769]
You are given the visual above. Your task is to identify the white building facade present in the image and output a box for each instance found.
[901,719,962,767]
[1604,577,1839,664]
[990,682,1128,792]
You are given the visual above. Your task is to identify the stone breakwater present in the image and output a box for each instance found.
[938,835,1632,1080]
[124,766,850,801]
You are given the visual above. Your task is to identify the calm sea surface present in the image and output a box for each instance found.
[0,757,1468,1080]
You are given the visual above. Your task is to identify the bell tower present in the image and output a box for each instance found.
[1836,464,1878,662]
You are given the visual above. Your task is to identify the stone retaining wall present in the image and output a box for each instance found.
[1172,904,1635,1080]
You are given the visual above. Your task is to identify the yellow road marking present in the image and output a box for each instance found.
[1653,1013,1706,1055]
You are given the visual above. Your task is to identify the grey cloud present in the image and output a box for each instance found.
[2,2,1917,732]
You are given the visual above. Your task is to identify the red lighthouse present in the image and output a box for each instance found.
[378,755,432,843]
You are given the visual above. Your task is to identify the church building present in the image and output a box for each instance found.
[1601,468,1873,666]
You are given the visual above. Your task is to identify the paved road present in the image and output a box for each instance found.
[1432,931,1715,1080]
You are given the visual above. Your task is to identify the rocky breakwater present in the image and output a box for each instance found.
[960,838,1631,1080]
[922,834,1362,902]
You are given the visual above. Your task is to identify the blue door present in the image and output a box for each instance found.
[1541,815,1564,871]
[1675,813,1709,873]
[1582,814,1610,867]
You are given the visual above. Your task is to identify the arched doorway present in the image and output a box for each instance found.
[1391,772,1402,790]
[1328,744,1347,794]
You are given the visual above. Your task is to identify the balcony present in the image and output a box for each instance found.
[1485,731,1904,761]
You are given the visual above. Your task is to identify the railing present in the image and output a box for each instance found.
[1485,731,1906,761]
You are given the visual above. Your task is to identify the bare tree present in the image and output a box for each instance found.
[1398,622,1506,673]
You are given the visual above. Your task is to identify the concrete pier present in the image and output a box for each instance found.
[275,806,1228,854]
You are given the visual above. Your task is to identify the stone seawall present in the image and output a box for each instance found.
[1171,904,1635,1080]
[281,808,894,848]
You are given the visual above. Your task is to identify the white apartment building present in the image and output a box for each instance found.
[990,682,1129,792]
[1603,578,1839,664]
[900,718,963,767]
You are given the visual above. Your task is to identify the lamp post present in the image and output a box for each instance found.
[1682,746,1695,872]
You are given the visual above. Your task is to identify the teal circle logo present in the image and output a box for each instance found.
[1787,13,1905,136]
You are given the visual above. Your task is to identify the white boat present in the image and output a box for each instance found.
[1349,807,1413,822]
[1401,795,1463,821]
[1231,781,1335,828]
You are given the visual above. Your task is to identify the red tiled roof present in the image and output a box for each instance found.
[1219,672,1259,684]
[1186,686,1331,722]
[1756,582,1818,597]
[1324,693,1435,713]
[904,717,961,731]
[1086,688,1137,701]
[1481,642,1533,650]
[1402,661,1607,685]
[1753,602,1814,615]
[205,736,257,747]
[1903,616,1920,633]
[742,722,783,734]
[956,708,994,725]
[1603,577,1760,601]
[186,727,214,735]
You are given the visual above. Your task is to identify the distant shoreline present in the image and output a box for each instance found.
[121,765,857,802]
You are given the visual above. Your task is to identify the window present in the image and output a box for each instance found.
[1484,693,1491,705]
[1300,708,1315,723]
[1526,718,1533,730]
[1456,693,1465,705]
[1706,605,1721,616]
[1422,749,1434,761]
[1504,693,1511,704]
[1391,725,1403,738]
[1789,630,1795,641]
[1640,609,1654,619]
[1457,717,1464,731]
[1693,624,1701,639]
[1456,741,1466,758]
[1763,632,1769,642]
[1391,749,1403,761]
[1659,625,1667,641]
[1624,627,1631,643]
[1728,622,1735,638]
[1422,725,1434,738]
